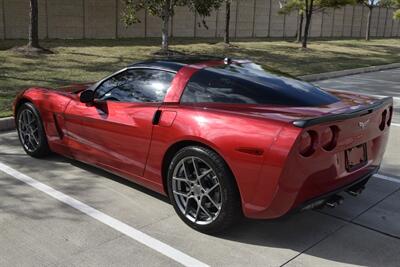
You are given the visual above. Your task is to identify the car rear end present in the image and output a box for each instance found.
[255,95,393,219]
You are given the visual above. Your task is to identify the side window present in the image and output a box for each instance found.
[94,69,175,103]
[181,71,262,104]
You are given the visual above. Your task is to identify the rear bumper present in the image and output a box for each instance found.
[296,165,378,212]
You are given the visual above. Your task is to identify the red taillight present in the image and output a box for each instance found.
[379,110,387,131]
[299,130,318,157]
[321,126,339,151]
[387,106,393,127]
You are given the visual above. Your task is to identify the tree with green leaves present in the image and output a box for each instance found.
[279,0,355,48]
[389,0,400,19]
[122,0,223,53]
[378,0,399,20]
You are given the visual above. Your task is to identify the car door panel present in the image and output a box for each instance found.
[64,100,158,177]
[62,68,175,178]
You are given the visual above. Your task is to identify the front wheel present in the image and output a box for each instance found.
[16,102,50,158]
[167,146,241,234]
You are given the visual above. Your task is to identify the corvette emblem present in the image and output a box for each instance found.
[358,119,370,130]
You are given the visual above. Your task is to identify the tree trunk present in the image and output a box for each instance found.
[161,0,171,52]
[366,7,372,41]
[302,14,311,48]
[28,0,39,48]
[302,0,313,49]
[224,0,231,44]
[297,12,304,43]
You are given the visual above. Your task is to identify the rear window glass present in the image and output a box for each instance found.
[181,63,339,106]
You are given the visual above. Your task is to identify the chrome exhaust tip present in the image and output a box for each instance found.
[325,195,344,208]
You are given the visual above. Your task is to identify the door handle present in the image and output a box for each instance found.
[152,110,162,125]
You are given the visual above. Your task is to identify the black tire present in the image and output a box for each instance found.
[167,146,241,234]
[16,102,50,158]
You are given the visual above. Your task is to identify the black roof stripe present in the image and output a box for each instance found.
[128,56,225,72]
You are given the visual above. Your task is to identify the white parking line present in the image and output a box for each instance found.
[392,123,400,127]
[374,174,400,184]
[0,161,208,267]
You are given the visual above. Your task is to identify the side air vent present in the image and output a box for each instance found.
[53,114,64,139]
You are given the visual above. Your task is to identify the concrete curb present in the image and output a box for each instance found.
[0,117,15,132]
[300,63,400,82]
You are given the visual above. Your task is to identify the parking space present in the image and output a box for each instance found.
[0,69,400,266]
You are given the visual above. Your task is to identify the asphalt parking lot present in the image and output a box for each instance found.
[0,69,399,267]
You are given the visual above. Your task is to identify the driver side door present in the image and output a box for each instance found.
[64,68,175,178]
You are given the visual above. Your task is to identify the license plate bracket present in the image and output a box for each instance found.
[345,143,367,172]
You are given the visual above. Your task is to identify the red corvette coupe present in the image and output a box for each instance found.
[14,57,392,233]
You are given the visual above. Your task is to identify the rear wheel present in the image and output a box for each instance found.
[167,146,241,234]
[16,102,50,158]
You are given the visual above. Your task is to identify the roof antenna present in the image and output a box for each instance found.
[224,57,232,65]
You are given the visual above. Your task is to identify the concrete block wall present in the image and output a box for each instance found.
[195,10,218,38]
[1,0,399,40]
[284,12,298,37]
[172,6,194,37]
[342,6,353,37]
[235,0,254,37]
[352,5,364,38]
[393,17,400,36]
[4,0,29,39]
[0,0,4,39]
[322,9,334,37]
[310,12,322,37]
[377,8,386,37]
[269,0,284,37]
[333,8,344,37]
[85,0,116,39]
[253,0,269,37]
[48,0,84,39]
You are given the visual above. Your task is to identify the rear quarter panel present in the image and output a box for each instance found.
[143,105,299,215]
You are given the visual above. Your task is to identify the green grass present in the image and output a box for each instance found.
[1,38,400,117]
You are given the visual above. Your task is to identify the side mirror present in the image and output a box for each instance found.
[80,90,94,103]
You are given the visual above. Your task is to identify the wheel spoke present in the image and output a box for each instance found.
[28,136,36,148]
[192,157,199,178]
[182,161,189,180]
[204,194,220,210]
[194,204,201,222]
[173,190,189,198]
[206,182,220,194]
[198,169,212,180]
[27,111,32,124]
[30,133,39,145]
[173,176,189,184]
[199,202,212,219]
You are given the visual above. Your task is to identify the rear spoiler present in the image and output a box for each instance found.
[293,97,393,128]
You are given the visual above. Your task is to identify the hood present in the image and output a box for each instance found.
[55,83,94,93]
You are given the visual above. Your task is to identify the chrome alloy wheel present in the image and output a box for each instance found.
[18,109,40,153]
[172,156,222,225]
